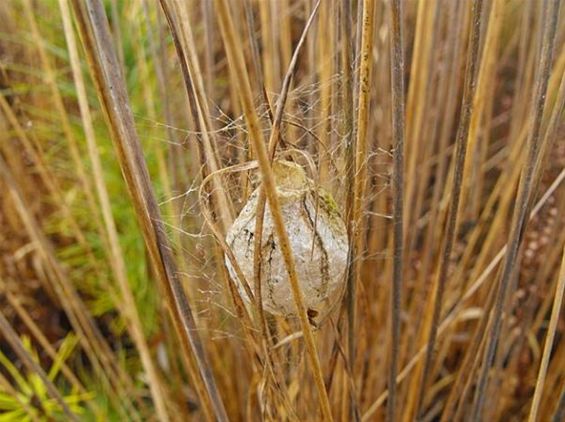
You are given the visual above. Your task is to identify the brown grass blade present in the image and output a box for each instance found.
[213,0,333,418]
[527,243,564,422]
[57,0,172,420]
[68,1,228,420]
[471,1,561,418]
[388,0,405,420]
[0,154,143,420]
[414,0,485,419]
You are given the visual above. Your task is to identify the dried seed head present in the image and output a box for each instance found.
[225,160,349,325]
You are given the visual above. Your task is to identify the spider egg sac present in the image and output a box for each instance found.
[225,160,349,324]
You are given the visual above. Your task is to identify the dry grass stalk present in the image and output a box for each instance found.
[388,0,405,419]
[414,0,484,419]
[0,154,143,419]
[343,2,376,419]
[1,1,563,420]
[68,0,228,420]
[213,0,333,419]
[528,245,564,422]
[3,290,98,415]
[0,311,78,421]
[57,0,171,419]
[471,0,561,418]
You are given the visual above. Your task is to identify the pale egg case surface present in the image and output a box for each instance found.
[225,166,349,325]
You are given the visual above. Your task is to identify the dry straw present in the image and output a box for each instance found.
[0,0,563,420]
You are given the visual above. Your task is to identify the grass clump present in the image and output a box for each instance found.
[0,0,563,420]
